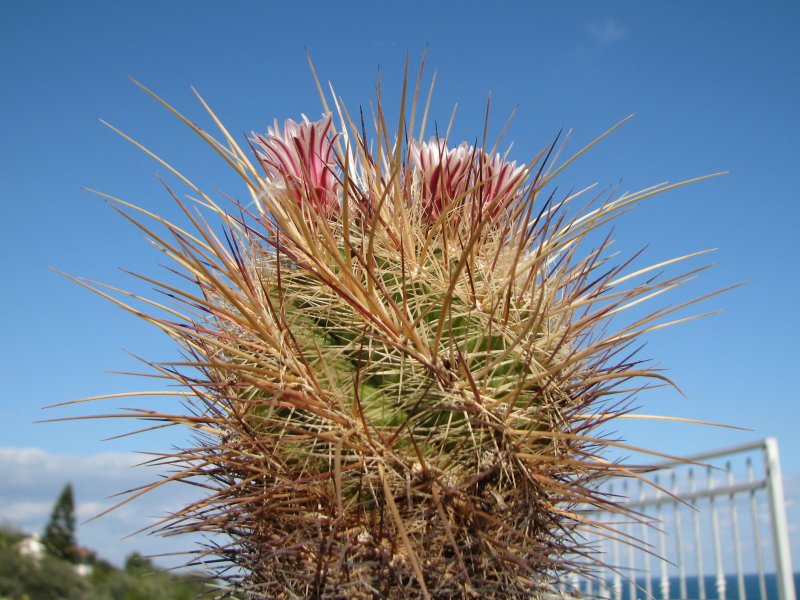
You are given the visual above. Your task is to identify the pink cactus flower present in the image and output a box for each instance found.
[409,139,526,221]
[253,114,340,215]
[478,151,526,216]
[408,139,475,220]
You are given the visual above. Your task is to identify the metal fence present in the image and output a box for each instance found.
[563,438,795,600]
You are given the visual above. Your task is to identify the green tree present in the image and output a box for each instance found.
[124,552,154,573]
[42,482,77,563]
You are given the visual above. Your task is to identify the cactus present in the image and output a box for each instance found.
[64,65,724,598]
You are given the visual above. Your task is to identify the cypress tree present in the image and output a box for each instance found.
[42,482,77,563]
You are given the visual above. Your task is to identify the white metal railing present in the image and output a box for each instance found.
[563,438,795,600]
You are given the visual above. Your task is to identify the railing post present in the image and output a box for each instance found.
[727,462,746,600]
[747,457,768,600]
[764,437,795,600]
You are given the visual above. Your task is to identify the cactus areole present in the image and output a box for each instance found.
[70,64,723,599]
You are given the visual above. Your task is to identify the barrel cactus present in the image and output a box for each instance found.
[67,65,722,598]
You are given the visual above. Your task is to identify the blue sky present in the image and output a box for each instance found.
[1,1,798,568]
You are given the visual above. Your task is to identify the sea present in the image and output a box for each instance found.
[591,572,799,599]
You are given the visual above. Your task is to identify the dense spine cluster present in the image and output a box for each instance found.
[68,68,721,599]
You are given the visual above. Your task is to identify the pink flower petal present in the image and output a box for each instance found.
[254,115,341,216]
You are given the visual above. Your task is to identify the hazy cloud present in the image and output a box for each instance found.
[0,447,212,568]
[587,18,628,45]
[2,500,51,522]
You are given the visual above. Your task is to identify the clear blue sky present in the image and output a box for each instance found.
[1,1,798,565]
